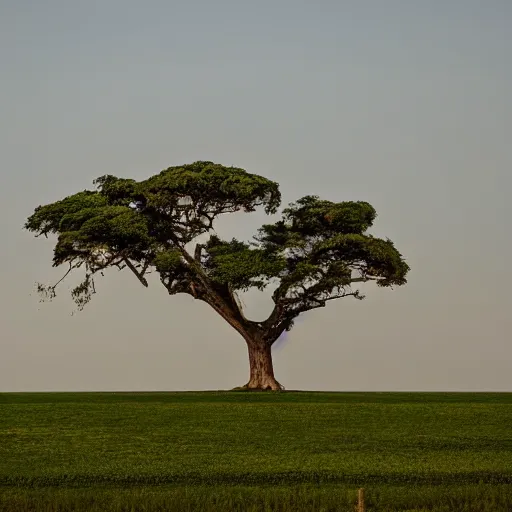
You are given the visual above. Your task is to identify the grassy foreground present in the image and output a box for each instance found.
[1,391,511,511]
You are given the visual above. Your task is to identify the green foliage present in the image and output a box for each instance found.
[92,175,139,206]
[53,205,151,265]
[203,236,286,291]
[25,162,409,335]
[282,195,377,236]
[313,234,409,286]
[70,275,95,311]
[140,161,281,215]
[1,392,511,511]
[153,248,191,294]
[251,196,409,320]
[153,248,183,273]
[24,191,108,236]
[24,161,282,309]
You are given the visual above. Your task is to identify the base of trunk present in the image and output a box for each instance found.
[238,341,284,391]
[233,378,284,391]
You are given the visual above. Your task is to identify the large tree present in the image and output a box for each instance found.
[25,161,409,390]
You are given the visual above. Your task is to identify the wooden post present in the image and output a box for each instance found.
[357,488,365,512]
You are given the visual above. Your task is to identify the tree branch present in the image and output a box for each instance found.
[350,275,381,283]
[54,261,83,288]
[264,289,363,346]
[123,258,149,287]
[160,276,194,296]
[194,243,204,261]
[319,290,362,304]
[36,260,83,301]
[227,284,252,324]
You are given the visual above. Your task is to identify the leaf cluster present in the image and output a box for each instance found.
[25,164,409,323]
[24,162,280,308]
[202,236,286,291]
[205,195,409,319]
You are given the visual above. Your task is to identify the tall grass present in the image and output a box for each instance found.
[2,484,512,511]
[1,392,511,510]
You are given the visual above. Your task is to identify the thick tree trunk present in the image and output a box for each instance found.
[202,293,284,391]
[239,341,283,391]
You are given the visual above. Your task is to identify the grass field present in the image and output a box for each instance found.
[1,391,511,511]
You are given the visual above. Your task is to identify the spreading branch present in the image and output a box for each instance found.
[25,162,408,346]
[123,258,149,287]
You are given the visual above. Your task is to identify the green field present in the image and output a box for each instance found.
[1,391,511,511]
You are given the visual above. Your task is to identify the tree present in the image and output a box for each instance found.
[25,161,409,390]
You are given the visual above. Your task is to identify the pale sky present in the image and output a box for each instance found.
[1,0,511,392]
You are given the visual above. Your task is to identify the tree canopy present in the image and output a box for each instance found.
[25,161,409,390]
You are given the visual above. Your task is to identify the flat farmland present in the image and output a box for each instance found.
[1,392,511,511]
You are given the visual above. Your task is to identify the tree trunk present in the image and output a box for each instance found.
[239,341,283,391]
